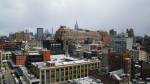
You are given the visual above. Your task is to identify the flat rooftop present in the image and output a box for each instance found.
[32,54,99,69]
[73,77,102,84]
[12,51,22,55]
[19,66,40,83]
[28,51,40,55]
[12,51,41,56]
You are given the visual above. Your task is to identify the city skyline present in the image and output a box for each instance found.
[0,0,150,36]
[0,0,150,82]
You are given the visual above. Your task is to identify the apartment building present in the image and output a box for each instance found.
[110,33,133,53]
[129,49,148,62]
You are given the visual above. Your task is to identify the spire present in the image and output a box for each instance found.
[75,20,79,30]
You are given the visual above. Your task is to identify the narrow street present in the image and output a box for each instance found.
[3,62,15,84]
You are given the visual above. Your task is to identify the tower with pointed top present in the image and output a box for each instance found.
[74,20,79,30]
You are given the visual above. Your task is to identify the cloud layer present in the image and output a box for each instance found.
[0,0,150,36]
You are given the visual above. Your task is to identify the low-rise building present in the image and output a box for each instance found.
[1,51,12,62]
[31,55,101,84]
[72,77,103,84]
[2,41,23,51]
[11,50,51,68]
[12,51,27,65]
[9,30,32,42]
[109,69,130,84]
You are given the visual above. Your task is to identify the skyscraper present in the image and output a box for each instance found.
[37,28,44,41]
[74,20,79,30]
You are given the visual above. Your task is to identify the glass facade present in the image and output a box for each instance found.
[26,55,43,69]
[43,40,64,55]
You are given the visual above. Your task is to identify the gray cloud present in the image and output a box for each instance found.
[0,0,150,36]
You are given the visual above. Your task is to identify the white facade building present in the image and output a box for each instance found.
[1,51,12,62]
[111,33,133,53]
[129,50,148,62]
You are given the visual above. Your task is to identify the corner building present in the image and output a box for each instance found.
[31,56,101,84]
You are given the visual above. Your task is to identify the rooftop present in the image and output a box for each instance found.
[72,77,103,84]
[32,54,99,69]
[12,51,22,55]
[19,66,40,83]
[28,51,40,55]
[12,51,41,56]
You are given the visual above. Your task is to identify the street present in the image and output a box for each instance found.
[3,62,15,84]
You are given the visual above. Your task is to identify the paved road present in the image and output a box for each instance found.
[3,62,15,84]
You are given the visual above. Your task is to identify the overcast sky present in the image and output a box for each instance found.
[0,0,150,36]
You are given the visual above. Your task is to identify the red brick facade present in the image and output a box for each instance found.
[15,55,27,65]
[41,50,51,61]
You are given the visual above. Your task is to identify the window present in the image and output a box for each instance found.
[41,71,45,84]
[61,68,64,81]
[73,66,76,78]
[56,69,59,82]
[69,66,72,80]
[51,69,55,83]
[77,65,80,78]
[65,67,69,80]
[46,70,50,84]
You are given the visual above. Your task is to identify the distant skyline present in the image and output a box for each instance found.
[0,0,150,36]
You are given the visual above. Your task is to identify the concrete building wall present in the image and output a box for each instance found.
[129,50,148,62]
[126,38,133,50]
[111,34,133,53]
[111,36,126,53]
[1,51,12,62]
[31,61,101,84]
[139,50,148,62]
[9,31,31,41]
[129,50,139,61]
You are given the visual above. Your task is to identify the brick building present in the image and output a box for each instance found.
[11,50,51,68]
[40,50,51,61]
[1,41,22,51]
[9,30,32,42]
[55,26,111,45]
[108,49,129,71]
[12,51,27,65]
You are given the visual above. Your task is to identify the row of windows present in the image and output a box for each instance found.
[40,62,100,84]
